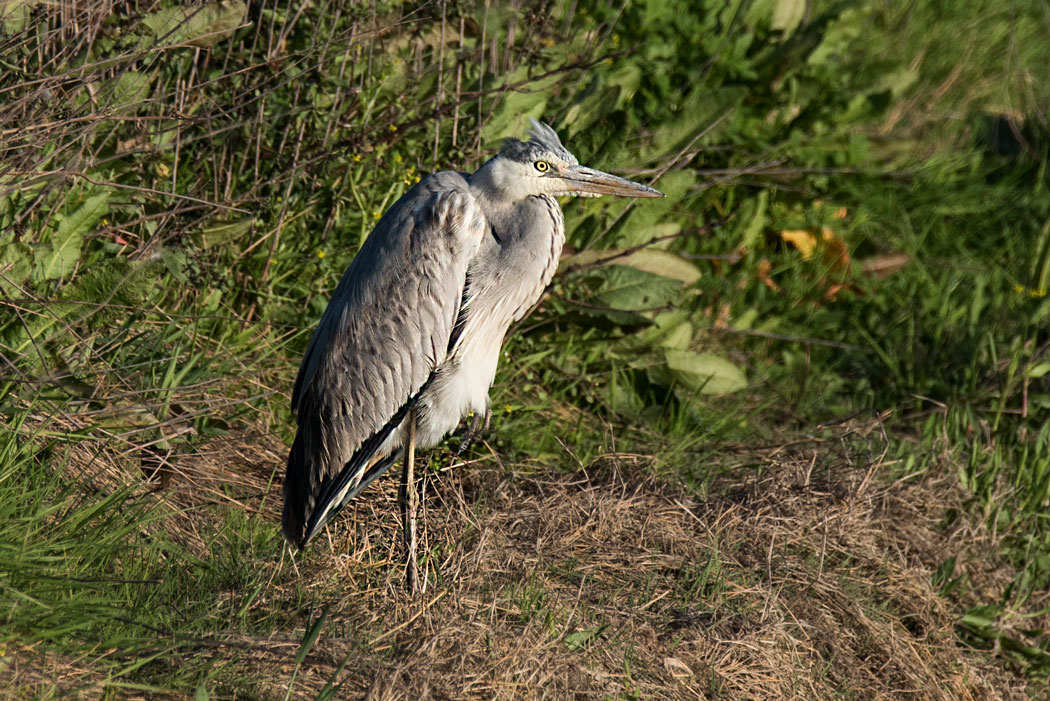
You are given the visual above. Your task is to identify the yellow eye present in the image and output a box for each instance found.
[534,160,550,172]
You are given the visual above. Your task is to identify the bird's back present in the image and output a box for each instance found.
[283,172,485,547]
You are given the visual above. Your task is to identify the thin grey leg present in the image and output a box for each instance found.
[399,409,419,594]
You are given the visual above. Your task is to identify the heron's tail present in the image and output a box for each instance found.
[282,418,322,549]
[282,405,403,549]
[283,378,433,549]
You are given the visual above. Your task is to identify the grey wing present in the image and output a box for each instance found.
[283,172,486,548]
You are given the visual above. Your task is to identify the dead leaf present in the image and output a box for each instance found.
[664,656,694,679]
[860,252,910,278]
[756,258,781,293]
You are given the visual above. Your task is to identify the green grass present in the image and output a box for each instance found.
[1,0,1049,696]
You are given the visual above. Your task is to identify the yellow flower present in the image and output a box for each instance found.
[394,154,403,163]
[388,124,398,132]
[1013,284,1047,298]
[504,404,512,414]
[353,154,362,162]
[316,250,326,259]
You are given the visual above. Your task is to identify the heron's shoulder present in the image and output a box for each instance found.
[404,171,486,236]
[419,170,472,188]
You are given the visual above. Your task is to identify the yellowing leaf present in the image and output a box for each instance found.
[781,229,816,260]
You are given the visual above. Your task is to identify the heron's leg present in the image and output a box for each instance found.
[399,409,420,594]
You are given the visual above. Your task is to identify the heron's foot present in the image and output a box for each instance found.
[456,408,491,456]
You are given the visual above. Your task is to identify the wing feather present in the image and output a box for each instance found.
[283,172,485,547]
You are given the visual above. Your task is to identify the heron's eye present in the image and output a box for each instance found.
[534,160,550,173]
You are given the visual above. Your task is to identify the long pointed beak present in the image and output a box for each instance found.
[559,165,665,198]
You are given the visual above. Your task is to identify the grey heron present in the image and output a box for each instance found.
[283,119,663,586]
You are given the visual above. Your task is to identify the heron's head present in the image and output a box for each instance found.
[475,119,664,202]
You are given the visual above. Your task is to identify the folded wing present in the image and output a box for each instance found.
[283,172,485,548]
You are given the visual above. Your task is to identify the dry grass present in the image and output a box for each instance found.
[23,416,1015,700]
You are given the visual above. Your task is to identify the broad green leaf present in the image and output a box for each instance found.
[659,320,693,349]
[0,242,33,295]
[481,67,560,143]
[621,249,699,284]
[1028,363,1050,380]
[731,308,760,331]
[564,85,621,139]
[483,93,549,143]
[197,218,254,249]
[642,86,746,161]
[617,310,692,353]
[107,71,153,111]
[772,0,806,35]
[0,0,34,33]
[56,191,110,244]
[142,1,246,48]
[592,265,683,313]
[618,170,695,247]
[665,350,747,395]
[605,379,645,420]
[563,247,699,284]
[34,191,110,282]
